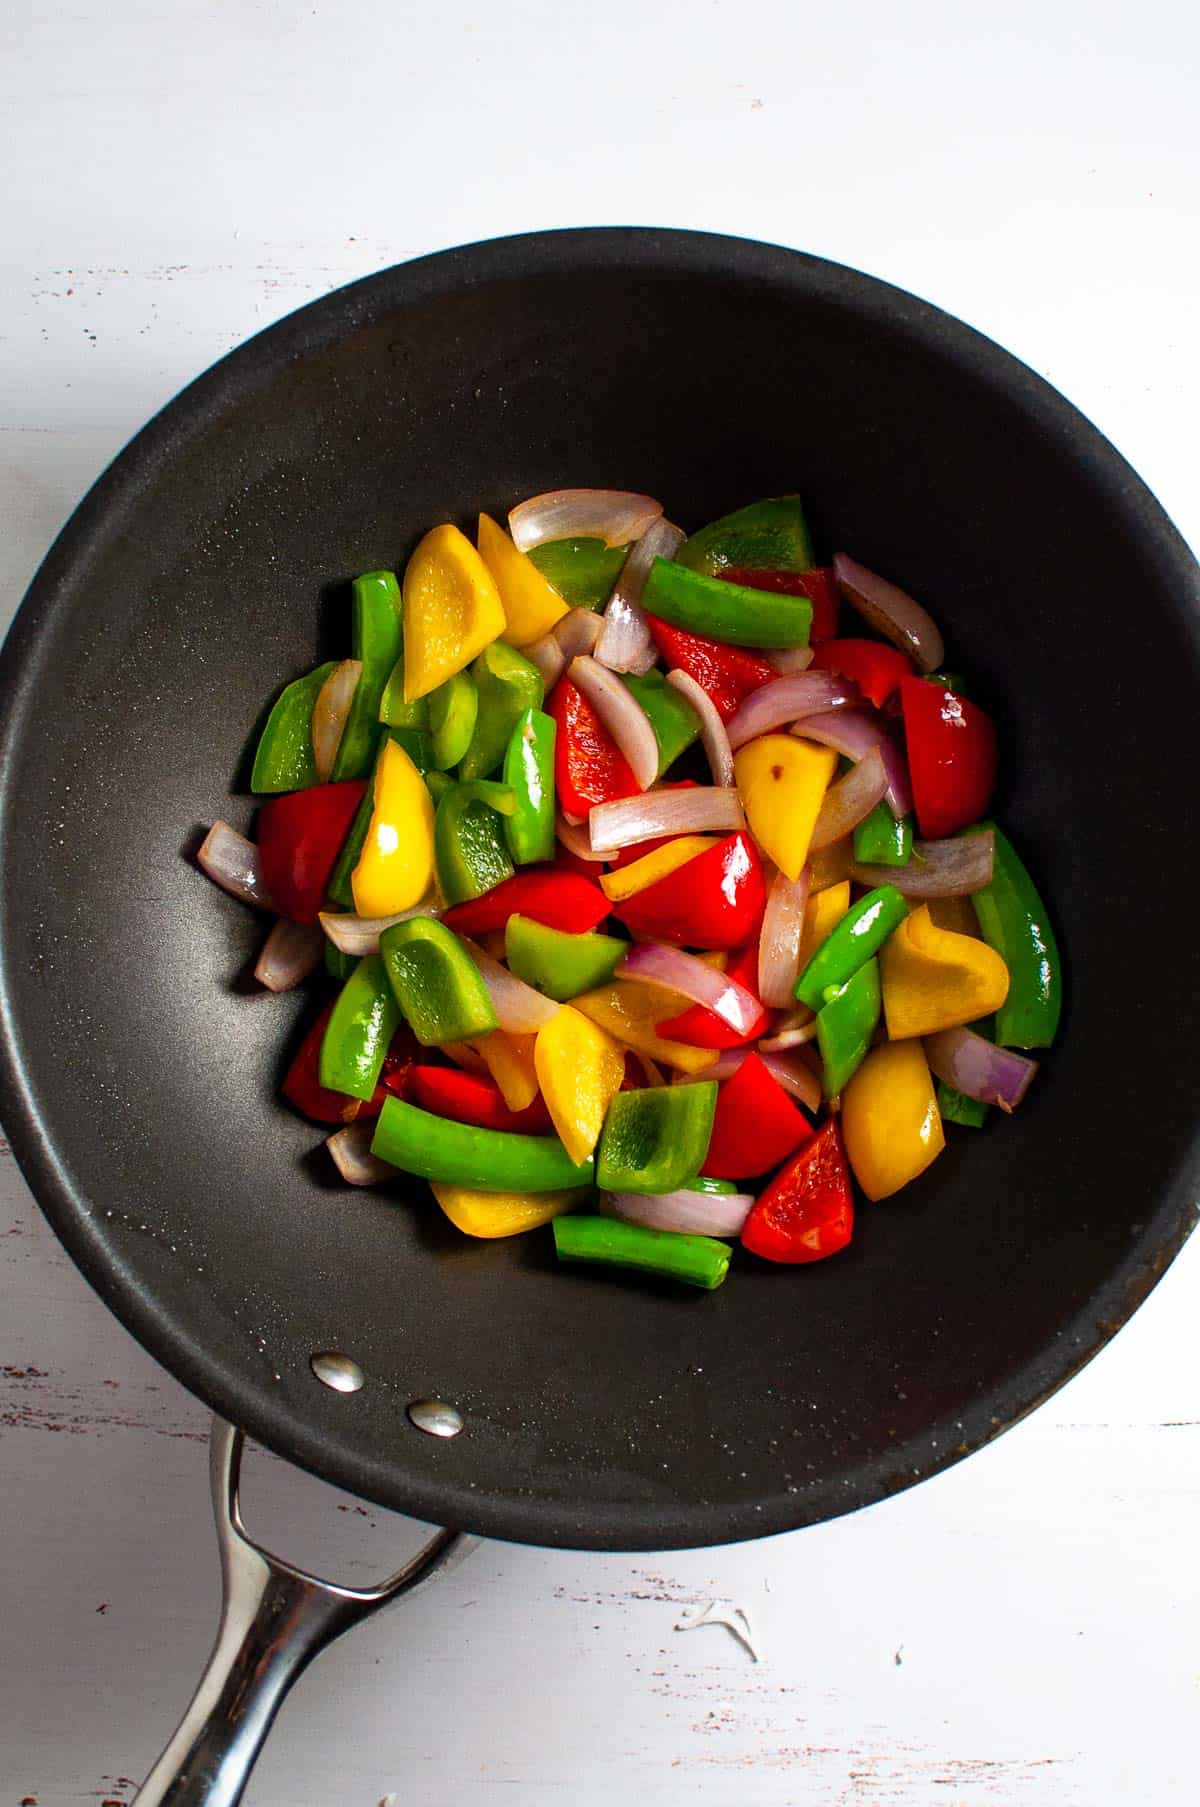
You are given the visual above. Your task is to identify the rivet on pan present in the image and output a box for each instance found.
[310,1351,365,1394]
[407,1398,464,1438]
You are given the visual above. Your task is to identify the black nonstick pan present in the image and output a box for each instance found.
[1,231,1197,1803]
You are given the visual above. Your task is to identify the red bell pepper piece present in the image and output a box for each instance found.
[408,1065,553,1133]
[440,867,610,936]
[256,781,368,922]
[721,566,840,642]
[701,1051,814,1179]
[740,1120,854,1263]
[547,675,639,816]
[810,638,911,710]
[656,944,772,1048]
[613,831,766,950]
[282,1004,414,1124]
[644,615,777,721]
[899,675,998,840]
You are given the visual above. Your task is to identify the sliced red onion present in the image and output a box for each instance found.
[442,1040,490,1074]
[925,1027,1038,1113]
[810,746,888,851]
[795,708,913,817]
[569,655,659,790]
[509,489,663,552]
[667,667,734,786]
[554,608,603,661]
[758,1019,819,1051]
[833,552,944,674]
[311,658,362,783]
[327,1122,397,1187]
[596,518,684,674]
[726,672,860,750]
[757,866,810,1007]
[690,1045,822,1112]
[766,646,816,675]
[318,903,439,955]
[526,631,566,691]
[852,830,994,897]
[589,786,744,853]
[555,811,607,863]
[459,938,561,1031]
[618,943,762,1036]
[197,821,273,909]
[602,1188,755,1239]
[254,918,324,992]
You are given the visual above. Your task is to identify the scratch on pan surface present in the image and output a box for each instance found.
[675,1598,761,1662]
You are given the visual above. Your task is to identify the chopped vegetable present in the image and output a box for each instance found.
[589,787,744,855]
[318,954,402,1102]
[371,1097,594,1191]
[613,832,765,950]
[256,780,369,923]
[832,553,944,674]
[433,1181,590,1238]
[503,708,556,865]
[254,918,325,992]
[925,1025,1038,1111]
[250,661,337,794]
[504,914,626,1002]
[841,1039,944,1200]
[851,829,995,899]
[642,559,812,648]
[572,982,720,1076]
[477,512,569,646]
[409,1065,553,1134]
[547,673,639,816]
[599,834,717,903]
[534,1005,626,1164]
[733,736,837,880]
[569,655,660,790]
[332,570,403,780]
[527,537,629,611]
[656,943,770,1049]
[402,524,506,702]
[879,903,1010,1038]
[379,918,496,1046]
[966,824,1062,1048]
[740,1121,854,1264]
[509,490,662,553]
[552,1214,731,1290]
[676,496,814,578]
[428,669,479,771]
[645,615,777,721]
[434,779,516,904]
[900,675,998,840]
[350,736,436,918]
[816,958,882,1098]
[809,638,911,710]
[794,884,907,1010]
[441,868,610,936]
[459,639,544,781]
[619,942,764,1039]
[721,565,840,642]
[853,801,913,868]
[474,1027,541,1110]
[602,1184,754,1239]
[702,1052,813,1180]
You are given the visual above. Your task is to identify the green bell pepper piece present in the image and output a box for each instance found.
[388,725,434,774]
[795,883,907,1010]
[331,571,403,781]
[642,558,812,648]
[425,769,454,805]
[596,1083,718,1195]
[379,917,496,1046]
[503,708,556,864]
[459,641,544,781]
[527,538,629,611]
[428,669,479,771]
[679,1173,736,1196]
[621,669,700,775]
[323,941,358,983]
[937,1081,989,1127]
[552,1215,731,1290]
[371,1097,594,1191]
[318,954,400,1101]
[676,495,814,578]
[504,914,626,1001]
[434,780,516,904]
[967,824,1062,1049]
[853,802,914,867]
[816,958,881,1099]
[250,661,337,793]
[379,654,428,729]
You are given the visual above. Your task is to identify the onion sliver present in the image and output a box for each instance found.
[596,518,685,675]
[554,608,603,661]
[726,672,859,750]
[852,831,994,898]
[810,746,888,851]
[766,646,815,675]
[556,812,607,863]
[667,667,734,786]
[619,943,763,1036]
[833,552,944,674]
[311,658,362,783]
[526,631,566,690]
[460,938,561,1031]
[319,903,439,955]
[795,708,913,817]
[758,1020,819,1051]
[589,786,744,854]
[254,918,324,992]
[925,1027,1038,1112]
[197,821,273,909]
[757,866,810,1007]
[509,489,663,552]
[602,1188,754,1239]
[569,656,659,790]
[327,1122,397,1187]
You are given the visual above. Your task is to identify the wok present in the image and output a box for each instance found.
[1,230,1197,1803]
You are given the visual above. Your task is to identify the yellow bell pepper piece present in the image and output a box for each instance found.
[431,1182,590,1239]
[841,1038,945,1201]
[809,836,856,891]
[599,835,717,903]
[571,982,719,1075]
[927,894,980,938]
[477,513,569,647]
[402,524,506,702]
[534,1005,626,1165]
[733,735,837,880]
[880,904,1010,1039]
[796,879,851,976]
[475,1029,540,1110]
[350,736,435,917]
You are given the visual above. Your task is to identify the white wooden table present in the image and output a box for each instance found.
[3,4,1197,1802]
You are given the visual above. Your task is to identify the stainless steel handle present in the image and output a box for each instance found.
[135,1417,469,1807]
